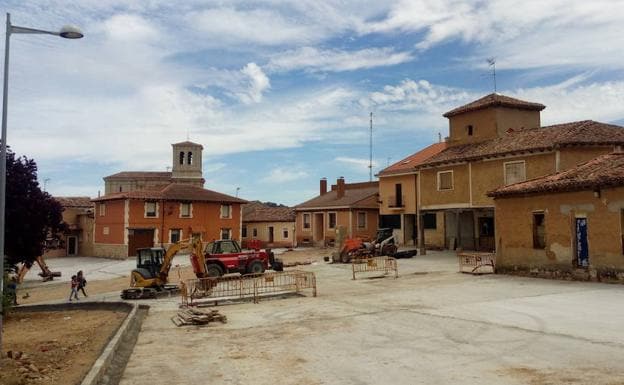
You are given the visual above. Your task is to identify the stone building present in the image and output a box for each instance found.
[488,152,624,281]
[294,178,379,247]
[104,141,204,194]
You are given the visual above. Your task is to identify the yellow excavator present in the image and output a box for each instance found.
[121,236,206,299]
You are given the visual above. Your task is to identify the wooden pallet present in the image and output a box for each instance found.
[171,308,227,327]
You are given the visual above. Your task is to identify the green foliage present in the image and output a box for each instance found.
[5,149,67,267]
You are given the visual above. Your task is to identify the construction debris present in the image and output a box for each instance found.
[172,308,227,327]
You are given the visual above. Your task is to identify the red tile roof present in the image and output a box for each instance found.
[418,120,624,168]
[104,171,172,180]
[443,93,545,118]
[378,142,447,176]
[488,152,624,197]
[243,201,295,222]
[295,181,379,209]
[54,196,93,208]
[92,183,247,203]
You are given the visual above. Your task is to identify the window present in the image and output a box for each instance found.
[220,204,232,219]
[242,225,247,238]
[180,203,192,218]
[423,213,437,229]
[252,228,258,237]
[119,186,122,192]
[357,212,367,229]
[532,212,545,249]
[283,228,289,239]
[170,229,181,243]
[467,125,473,136]
[187,151,193,165]
[505,161,526,185]
[437,171,453,191]
[179,151,185,165]
[328,212,337,229]
[221,228,231,240]
[99,203,106,216]
[102,226,110,235]
[303,213,311,229]
[145,201,157,217]
[394,183,403,207]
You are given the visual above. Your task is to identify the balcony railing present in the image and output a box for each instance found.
[387,195,405,208]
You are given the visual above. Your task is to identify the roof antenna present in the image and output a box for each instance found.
[487,57,497,93]
[438,132,442,143]
[369,112,373,182]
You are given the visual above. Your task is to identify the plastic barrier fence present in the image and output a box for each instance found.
[351,256,398,280]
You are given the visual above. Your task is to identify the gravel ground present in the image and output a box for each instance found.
[118,250,624,385]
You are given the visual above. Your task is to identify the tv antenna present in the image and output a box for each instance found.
[369,112,373,182]
[487,57,497,93]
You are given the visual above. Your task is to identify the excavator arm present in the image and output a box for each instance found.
[157,239,195,283]
[189,236,208,278]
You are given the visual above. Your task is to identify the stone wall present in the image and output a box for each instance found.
[93,243,129,259]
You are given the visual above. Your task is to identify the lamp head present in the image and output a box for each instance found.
[59,25,83,39]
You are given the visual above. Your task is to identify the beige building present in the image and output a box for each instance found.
[294,178,379,247]
[489,152,624,281]
[44,197,94,258]
[242,201,296,248]
[104,141,204,194]
[377,93,624,252]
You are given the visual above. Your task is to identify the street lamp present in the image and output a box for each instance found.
[0,12,83,349]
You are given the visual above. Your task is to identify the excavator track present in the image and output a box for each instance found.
[120,285,180,300]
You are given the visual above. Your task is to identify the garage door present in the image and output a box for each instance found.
[128,229,154,256]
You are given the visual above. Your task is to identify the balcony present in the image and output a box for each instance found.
[386,195,405,209]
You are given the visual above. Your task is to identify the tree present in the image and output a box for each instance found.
[4,149,66,267]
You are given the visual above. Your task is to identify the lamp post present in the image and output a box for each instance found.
[1,12,83,351]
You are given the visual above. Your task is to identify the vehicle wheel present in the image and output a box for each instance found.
[247,260,265,274]
[205,263,223,278]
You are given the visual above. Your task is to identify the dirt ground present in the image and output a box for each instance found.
[0,310,127,385]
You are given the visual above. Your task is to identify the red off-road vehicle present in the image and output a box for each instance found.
[191,239,284,278]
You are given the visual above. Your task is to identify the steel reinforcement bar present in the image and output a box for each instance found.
[352,256,398,280]
[181,270,317,306]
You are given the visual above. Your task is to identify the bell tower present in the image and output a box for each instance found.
[171,141,204,187]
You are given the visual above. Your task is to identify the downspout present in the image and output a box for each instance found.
[160,199,165,247]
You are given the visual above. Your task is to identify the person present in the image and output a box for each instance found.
[77,270,87,297]
[6,275,18,306]
[68,275,79,301]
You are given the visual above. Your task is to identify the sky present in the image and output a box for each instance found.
[2,0,624,206]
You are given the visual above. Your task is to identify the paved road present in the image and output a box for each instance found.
[119,251,624,385]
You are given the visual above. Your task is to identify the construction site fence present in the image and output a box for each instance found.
[352,256,398,280]
[458,252,496,275]
[180,270,317,306]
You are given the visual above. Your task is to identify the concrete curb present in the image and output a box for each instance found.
[80,303,149,385]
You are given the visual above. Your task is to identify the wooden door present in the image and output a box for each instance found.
[128,229,154,257]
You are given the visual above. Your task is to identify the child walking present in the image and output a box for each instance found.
[68,275,79,301]
[77,270,88,297]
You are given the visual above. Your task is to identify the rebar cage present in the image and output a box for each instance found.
[180,270,317,306]
[457,252,496,274]
[351,256,399,280]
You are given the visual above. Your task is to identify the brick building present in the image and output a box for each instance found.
[294,178,379,247]
[92,141,245,258]
[489,152,624,281]
[241,201,296,248]
[43,196,94,258]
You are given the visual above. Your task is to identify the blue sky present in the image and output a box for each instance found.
[2,0,624,205]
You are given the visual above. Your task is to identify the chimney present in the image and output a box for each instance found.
[337,177,345,199]
[320,178,327,196]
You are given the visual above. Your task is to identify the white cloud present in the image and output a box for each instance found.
[335,157,378,174]
[236,63,271,104]
[363,0,624,70]
[262,168,309,183]
[268,47,413,73]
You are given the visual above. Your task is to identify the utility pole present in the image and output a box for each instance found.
[487,57,497,93]
[369,112,373,182]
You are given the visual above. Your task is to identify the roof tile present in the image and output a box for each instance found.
[243,202,295,222]
[443,93,545,118]
[378,142,447,176]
